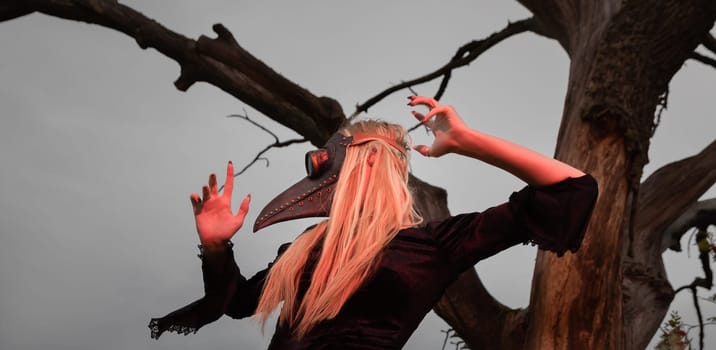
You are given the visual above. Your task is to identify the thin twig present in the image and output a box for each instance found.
[673,228,714,350]
[348,17,535,120]
[407,85,419,96]
[440,329,454,350]
[219,138,307,192]
[227,109,280,143]
[407,122,424,133]
[690,52,716,69]
[684,320,716,331]
[691,287,705,350]
[219,112,308,191]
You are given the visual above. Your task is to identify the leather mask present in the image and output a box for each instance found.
[253,131,407,232]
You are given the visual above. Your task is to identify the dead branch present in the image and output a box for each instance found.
[674,228,713,350]
[673,231,714,294]
[693,287,706,350]
[691,51,716,69]
[4,0,343,145]
[622,138,715,350]
[514,0,585,51]
[349,18,536,120]
[0,2,32,21]
[636,139,716,244]
[219,113,307,191]
[702,34,716,54]
[408,175,525,350]
[663,199,716,252]
[229,109,283,143]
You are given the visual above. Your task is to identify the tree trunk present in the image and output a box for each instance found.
[522,1,716,349]
[2,1,714,349]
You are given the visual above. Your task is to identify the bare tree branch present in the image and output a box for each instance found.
[674,230,714,293]
[673,228,713,350]
[663,199,716,252]
[636,139,716,243]
[218,113,308,192]
[229,109,282,143]
[625,140,716,350]
[433,269,527,350]
[432,18,535,101]
[227,137,306,179]
[408,175,525,350]
[349,18,536,120]
[693,287,706,350]
[690,51,716,69]
[5,0,344,146]
[0,2,32,21]
[702,33,716,54]
[514,0,611,52]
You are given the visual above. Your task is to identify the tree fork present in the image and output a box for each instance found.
[523,0,716,349]
[5,0,344,146]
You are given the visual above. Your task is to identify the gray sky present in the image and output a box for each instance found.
[0,1,713,349]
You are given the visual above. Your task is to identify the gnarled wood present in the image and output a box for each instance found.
[525,1,716,349]
[2,1,715,349]
[350,18,537,119]
[663,199,716,252]
[9,0,342,145]
[621,140,715,350]
[434,269,527,350]
[637,139,716,247]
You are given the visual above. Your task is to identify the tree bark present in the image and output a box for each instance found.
[3,1,716,349]
[522,1,716,349]
[5,0,343,146]
[663,199,716,252]
[623,139,716,350]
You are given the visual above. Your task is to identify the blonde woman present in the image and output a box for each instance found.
[150,96,597,349]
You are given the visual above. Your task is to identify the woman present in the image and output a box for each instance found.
[149,96,598,349]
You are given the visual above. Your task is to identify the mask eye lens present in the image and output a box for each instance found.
[305,149,329,178]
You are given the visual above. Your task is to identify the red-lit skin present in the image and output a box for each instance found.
[194,96,584,251]
[190,161,251,251]
[407,95,585,187]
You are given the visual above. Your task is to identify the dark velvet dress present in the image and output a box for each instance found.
[149,175,598,349]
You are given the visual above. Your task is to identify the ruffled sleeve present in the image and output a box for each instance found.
[148,242,290,339]
[427,174,598,273]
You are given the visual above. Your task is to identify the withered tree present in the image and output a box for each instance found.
[2,1,715,349]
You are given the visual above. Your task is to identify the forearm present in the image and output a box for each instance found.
[199,241,241,297]
[149,242,245,339]
[452,127,585,186]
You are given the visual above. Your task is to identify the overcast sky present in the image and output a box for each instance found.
[0,1,714,349]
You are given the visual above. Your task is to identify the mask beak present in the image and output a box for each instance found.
[253,132,352,232]
[252,175,338,232]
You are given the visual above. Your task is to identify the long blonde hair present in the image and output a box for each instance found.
[254,120,422,337]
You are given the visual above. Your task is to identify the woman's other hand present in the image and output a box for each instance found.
[190,161,251,249]
[407,95,469,158]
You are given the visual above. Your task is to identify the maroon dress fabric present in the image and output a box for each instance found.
[149,175,598,349]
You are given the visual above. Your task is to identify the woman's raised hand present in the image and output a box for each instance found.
[407,96,469,158]
[190,161,251,248]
